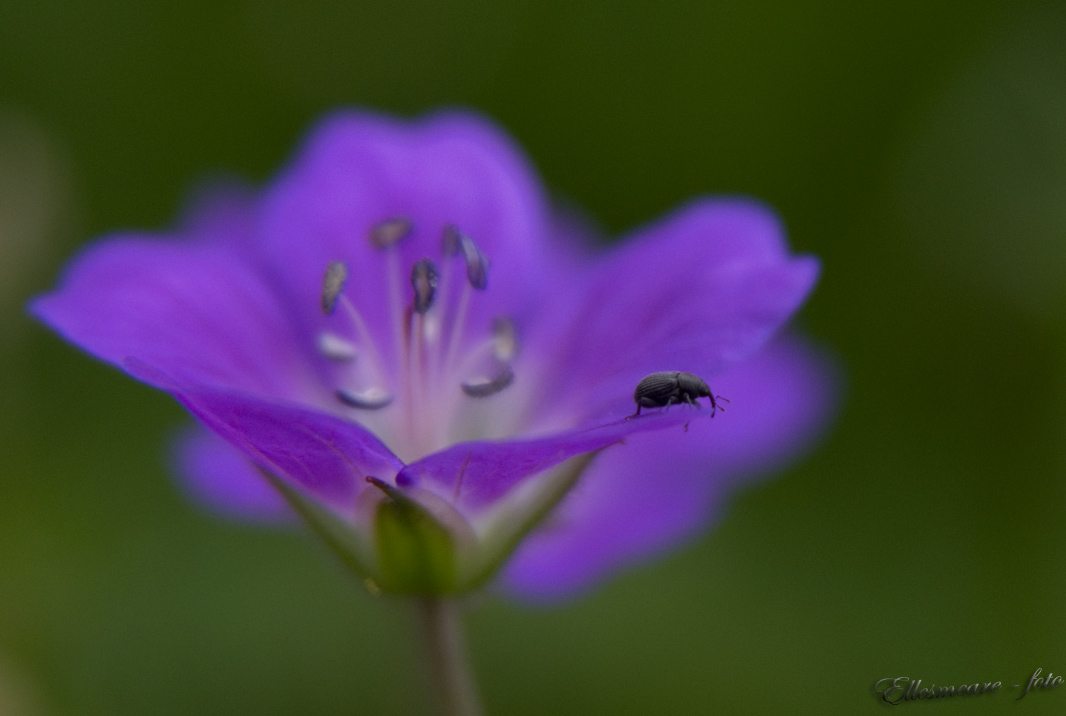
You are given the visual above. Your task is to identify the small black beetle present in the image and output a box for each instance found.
[629,371,725,418]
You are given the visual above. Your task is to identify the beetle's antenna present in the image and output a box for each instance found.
[710,395,730,417]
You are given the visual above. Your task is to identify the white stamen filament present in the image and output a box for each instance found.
[339,295,390,390]
[442,278,473,385]
[428,257,455,389]
[407,311,433,456]
[317,223,526,463]
[386,248,407,408]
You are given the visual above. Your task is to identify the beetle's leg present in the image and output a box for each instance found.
[626,404,642,420]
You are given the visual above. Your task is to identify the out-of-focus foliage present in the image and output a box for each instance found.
[0,111,72,338]
[3,1,1066,715]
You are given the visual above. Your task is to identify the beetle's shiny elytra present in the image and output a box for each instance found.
[629,371,725,418]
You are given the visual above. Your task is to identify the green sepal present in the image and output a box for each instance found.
[461,450,601,591]
[370,478,459,595]
[258,468,376,579]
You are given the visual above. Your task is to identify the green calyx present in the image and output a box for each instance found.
[369,478,459,595]
[260,450,605,598]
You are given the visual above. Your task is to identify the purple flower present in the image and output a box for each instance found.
[31,111,833,600]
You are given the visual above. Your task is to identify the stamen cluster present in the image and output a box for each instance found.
[317,219,518,462]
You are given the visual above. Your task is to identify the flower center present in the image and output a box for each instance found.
[316,219,521,462]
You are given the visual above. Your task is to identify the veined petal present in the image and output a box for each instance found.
[397,403,724,515]
[174,427,292,521]
[29,200,317,401]
[527,199,819,425]
[501,335,839,600]
[258,111,551,380]
[146,372,405,513]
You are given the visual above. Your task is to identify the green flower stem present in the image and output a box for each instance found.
[416,597,484,716]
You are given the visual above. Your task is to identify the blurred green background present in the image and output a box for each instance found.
[3,1,1066,714]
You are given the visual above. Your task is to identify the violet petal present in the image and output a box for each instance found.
[137,365,405,513]
[173,427,292,522]
[397,403,727,514]
[30,233,314,401]
[501,335,839,600]
[527,199,819,424]
[257,111,551,378]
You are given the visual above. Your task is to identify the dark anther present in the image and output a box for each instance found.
[335,387,394,410]
[492,317,517,362]
[442,224,462,256]
[369,217,413,249]
[410,258,439,314]
[321,261,348,315]
[461,365,514,398]
[460,235,489,290]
